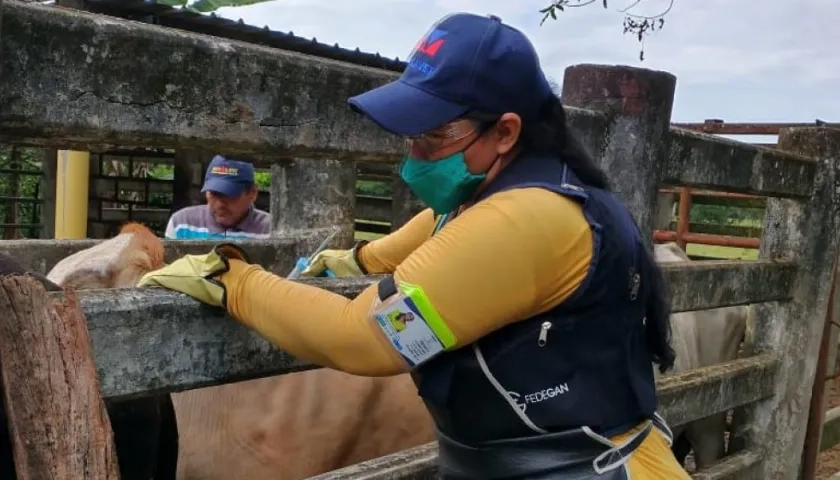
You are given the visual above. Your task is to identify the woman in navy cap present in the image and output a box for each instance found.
[141,12,691,479]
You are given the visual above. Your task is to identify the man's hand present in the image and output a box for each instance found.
[137,243,251,307]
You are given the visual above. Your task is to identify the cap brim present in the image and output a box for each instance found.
[201,178,247,197]
[348,80,469,137]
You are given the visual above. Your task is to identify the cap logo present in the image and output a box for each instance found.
[210,165,238,176]
[417,29,447,57]
[408,28,448,77]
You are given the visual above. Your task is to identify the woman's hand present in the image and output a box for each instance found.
[301,246,366,277]
[137,243,252,308]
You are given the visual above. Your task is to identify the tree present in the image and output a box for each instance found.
[154,0,277,13]
[538,0,674,61]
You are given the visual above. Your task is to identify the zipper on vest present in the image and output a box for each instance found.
[629,268,641,301]
[538,321,552,347]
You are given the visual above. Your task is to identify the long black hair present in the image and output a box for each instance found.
[639,242,676,373]
[515,95,611,191]
[482,94,676,374]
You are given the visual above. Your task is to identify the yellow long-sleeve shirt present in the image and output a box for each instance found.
[216,185,690,479]
[219,187,592,376]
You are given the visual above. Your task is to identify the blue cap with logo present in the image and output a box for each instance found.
[348,13,553,137]
[201,155,256,197]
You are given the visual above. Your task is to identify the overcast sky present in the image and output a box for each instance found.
[214,0,838,143]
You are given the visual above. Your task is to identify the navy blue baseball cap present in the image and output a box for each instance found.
[201,155,256,197]
[348,13,553,137]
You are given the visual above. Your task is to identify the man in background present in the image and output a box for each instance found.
[165,155,271,239]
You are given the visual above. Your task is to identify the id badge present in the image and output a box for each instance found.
[369,281,457,368]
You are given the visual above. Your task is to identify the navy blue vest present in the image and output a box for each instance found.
[408,152,658,446]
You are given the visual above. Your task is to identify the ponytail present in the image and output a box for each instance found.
[639,246,676,373]
[516,95,611,191]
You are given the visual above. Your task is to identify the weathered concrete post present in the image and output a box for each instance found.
[0,0,4,67]
[40,149,57,239]
[560,64,677,250]
[270,158,357,252]
[0,276,119,479]
[738,128,840,479]
[653,191,676,231]
[800,267,840,479]
[390,174,423,231]
[171,150,206,214]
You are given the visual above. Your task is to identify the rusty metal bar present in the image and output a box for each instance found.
[645,121,786,252]
[658,187,763,200]
[672,119,838,135]
[658,175,766,251]
[676,187,692,250]
[653,230,760,249]
[801,257,840,479]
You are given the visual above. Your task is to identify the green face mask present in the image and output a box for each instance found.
[399,151,486,215]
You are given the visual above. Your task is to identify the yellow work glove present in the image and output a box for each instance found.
[137,243,250,308]
[300,241,368,278]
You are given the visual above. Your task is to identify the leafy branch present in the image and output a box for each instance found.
[538,0,675,61]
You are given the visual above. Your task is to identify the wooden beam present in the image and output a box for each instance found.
[0,275,119,479]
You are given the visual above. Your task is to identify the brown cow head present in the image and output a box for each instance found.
[46,222,166,290]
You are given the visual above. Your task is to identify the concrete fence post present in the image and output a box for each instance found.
[390,173,422,231]
[653,191,676,231]
[171,150,206,214]
[270,158,357,253]
[0,0,4,75]
[560,64,676,250]
[738,127,840,478]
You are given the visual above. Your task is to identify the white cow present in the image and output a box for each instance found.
[653,242,750,470]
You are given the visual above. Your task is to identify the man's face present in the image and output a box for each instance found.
[205,186,257,228]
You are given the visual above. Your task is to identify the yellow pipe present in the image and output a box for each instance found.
[54,150,90,239]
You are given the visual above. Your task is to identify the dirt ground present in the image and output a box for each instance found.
[817,377,840,479]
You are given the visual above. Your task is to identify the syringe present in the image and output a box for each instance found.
[286,226,341,280]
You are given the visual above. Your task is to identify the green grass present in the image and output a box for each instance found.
[356,180,392,197]
[686,243,759,260]
[355,231,386,242]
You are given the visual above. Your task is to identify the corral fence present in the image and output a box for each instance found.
[0,147,424,241]
[83,152,424,239]
[0,146,45,239]
[1,121,826,254]
[657,121,840,479]
[656,120,840,256]
[1,2,840,480]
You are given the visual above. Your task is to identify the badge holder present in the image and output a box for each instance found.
[369,280,457,369]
